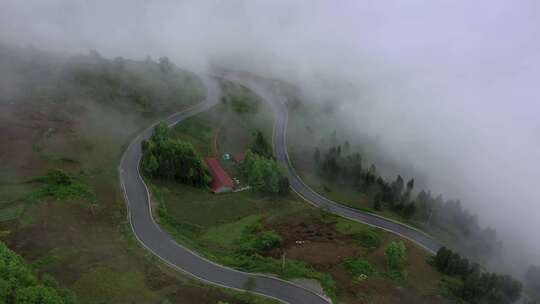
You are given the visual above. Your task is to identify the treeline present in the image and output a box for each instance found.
[141,122,210,187]
[0,44,203,116]
[315,143,501,262]
[220,81,260,114]
[242,131,288,194]
[434,247,522,304]
[0,241,76,304]
[316,144,421,219]
[68,51,204,115]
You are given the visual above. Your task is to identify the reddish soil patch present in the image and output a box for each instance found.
[272,220,363,267]
[0,101,78,177]
[267,218,448,304]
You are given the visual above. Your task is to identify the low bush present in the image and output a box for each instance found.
[384,241,407,271]
[351,229,381,249]
[252,232,282,252]
[237,230,282,255]
[343,257,376,279]
[28,169,96,204]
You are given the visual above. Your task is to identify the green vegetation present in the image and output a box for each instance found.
[148,100,339,298]
[141,122,210,187]
[312,143,503,264]
[343,257,376,279]
[71,54,204,115]
[334,217,382,248]
[72,267,156,304]
[144,77,450,303]
[221,82,260,114]
[0,205,25,222]
[251,131,273,159]
[351,228,382,249]
[152,182,337,298]
[289,107,524,301]
[384,241,407,272]
[434,247,522,304]
[28,169,96,205]
[238,230,282,254]
[202,215,262,247]
[0,241,75,304]
[242,151,288,194]
[316,145,417,220]
[0,43,279,304]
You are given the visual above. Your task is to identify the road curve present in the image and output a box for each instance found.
[119,74,443,304]
[223,75,442,254]
[119,77,331,304]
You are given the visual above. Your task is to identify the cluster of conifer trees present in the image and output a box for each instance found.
[315,143,502,262]
[315,144,419,218]
[434,247,522,304]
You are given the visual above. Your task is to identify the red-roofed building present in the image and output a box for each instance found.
[204,157,233,193]
[233,152,245,163]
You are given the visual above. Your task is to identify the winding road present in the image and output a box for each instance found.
[119,74,442,304]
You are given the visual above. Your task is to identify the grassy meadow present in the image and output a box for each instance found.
[0,45,278,304]
[150,84,447,304]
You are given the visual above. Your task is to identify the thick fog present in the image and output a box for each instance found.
[2,0,539,272]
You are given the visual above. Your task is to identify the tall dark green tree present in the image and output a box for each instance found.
[434,247,522,304]
[251,131,273,159]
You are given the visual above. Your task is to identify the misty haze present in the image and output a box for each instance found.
[0,1,538,304]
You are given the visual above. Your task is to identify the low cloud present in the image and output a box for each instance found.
[2,0,539,272]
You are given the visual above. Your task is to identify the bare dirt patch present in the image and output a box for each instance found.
[265,216,447,304]
[272,220,364,267]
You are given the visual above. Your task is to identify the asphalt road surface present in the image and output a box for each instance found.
[119,77,331,304]
[119,75,442,304]
[225,75,442,254]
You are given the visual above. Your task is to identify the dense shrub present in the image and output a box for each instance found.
[252,232,282,252]
[242,150,288,194]
[343,257,376,278]
[384,242,407,271]
[46,169,71,186]
[237,230,282,255]
[141,122,210,187]
[434,247,522,304]
[29,169,96,204]
[221,82,260,114]
[0,241,75,304]
[351,229,381,249]
[314,143,503,263]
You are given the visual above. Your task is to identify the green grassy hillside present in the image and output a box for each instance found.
[149,84,448,304]
[0,45,275,304]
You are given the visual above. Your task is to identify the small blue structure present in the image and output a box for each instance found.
[222,153,232,161]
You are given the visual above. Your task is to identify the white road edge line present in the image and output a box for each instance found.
[118,78,332,304]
